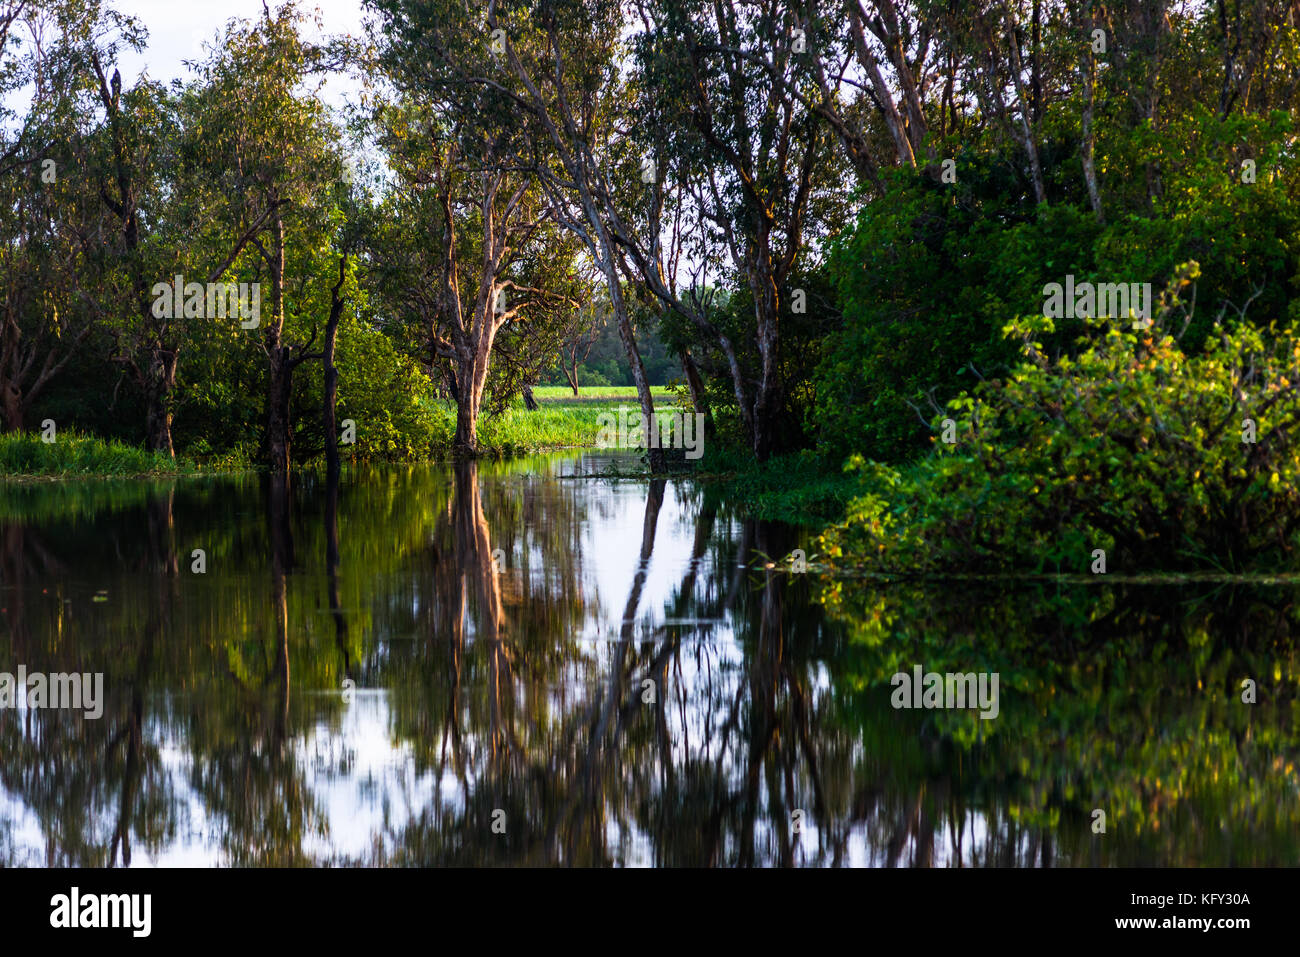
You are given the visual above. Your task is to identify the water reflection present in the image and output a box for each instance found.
[0,453,1297,866]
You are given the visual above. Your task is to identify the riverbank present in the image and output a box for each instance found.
[0,430,208,480]
[0,391,692,479]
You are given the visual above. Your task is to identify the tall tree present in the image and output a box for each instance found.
[181,3,346,473]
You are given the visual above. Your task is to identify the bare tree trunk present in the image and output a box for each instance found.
[872,0,930,159]
[323,256,347,482]
[1004,16,1048,206]
[680,347,714,441]
[265,216,291,475]
[453,353,481,456]
[562,355,580,396]
[748,238,783,462]
[609,273,663,471]
[1081,33,1104,222]
[849,4,915,167]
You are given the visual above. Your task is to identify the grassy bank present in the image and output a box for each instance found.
[438,392,692,457]
[472,401,611,456]
[531,385,675,401]
[0,429,204,480]
[1,395,675,479]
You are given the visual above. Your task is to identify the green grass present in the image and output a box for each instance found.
[0,429,201,480]
[464,393,691,457]
[532,385,674,401]
[474,402,610,455]
[4,390,697,478]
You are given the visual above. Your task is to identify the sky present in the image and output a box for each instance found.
[112,0,368,108]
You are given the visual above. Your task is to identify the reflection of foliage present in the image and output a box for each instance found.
[5,461,1300,866]
[818,578,1300,864]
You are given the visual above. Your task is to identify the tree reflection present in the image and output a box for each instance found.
[3,458,1299,866]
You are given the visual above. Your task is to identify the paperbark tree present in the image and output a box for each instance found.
[182,6,345,473]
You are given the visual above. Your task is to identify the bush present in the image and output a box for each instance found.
[820,265,1300,574]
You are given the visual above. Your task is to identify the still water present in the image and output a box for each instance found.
[1,451,1297,866]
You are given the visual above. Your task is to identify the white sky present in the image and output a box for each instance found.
[112,0,368,109]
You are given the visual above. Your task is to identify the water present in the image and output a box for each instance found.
[1,452,1297,866]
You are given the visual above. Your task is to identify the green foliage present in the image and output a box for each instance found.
[821,266,1300,574]
[819,158,1091,465]
[818,110,1300,469]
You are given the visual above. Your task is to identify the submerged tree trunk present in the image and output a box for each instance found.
[267,348,293,475]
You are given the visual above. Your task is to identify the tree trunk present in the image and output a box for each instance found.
[680,348,715,441]
[1081,41,1104,222]
[267,347,294,475]
[144,350,177,456]
[1,382,22,433]
[323,256,347,483]
[601,254,663,471]
[748,246,783,462]
[1004,16,1048,207]
[265,215,290,475]
[453,351,485,457]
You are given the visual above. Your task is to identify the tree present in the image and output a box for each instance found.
[368,34,585,455]
[633,0,845,459]
[369,0,680,467]
[556,296,604,396]
[180,3,347,473]
[0,0,141,433]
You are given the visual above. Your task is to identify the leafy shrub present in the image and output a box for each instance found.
[820,265,1300,574]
